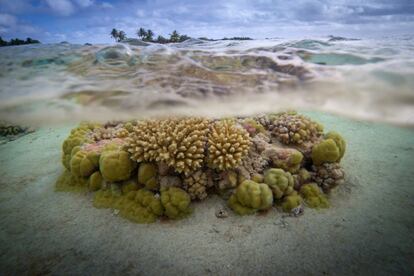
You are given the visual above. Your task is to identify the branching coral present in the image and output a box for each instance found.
[312,163,345,192]
[228,180,273,215]
[263,168,295,199]
[268,112,323,145]
[126,118,210,175]
[207,120,251,171]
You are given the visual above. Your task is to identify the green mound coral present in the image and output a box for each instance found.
[99,149,135,182]
[93,188,121,209]
[311,139,341,166]
[70,150,99,177]
[160,187,192,219]
[61,125,94,169]
[138,163,158,190]
[89,171,103,191]
[325,131,346,161]
[263,168,295,199]
[281,192,303,212]
[228,180,273,215]
[299,183,329,208]
[118,189,164,223]
[55,170,89,192]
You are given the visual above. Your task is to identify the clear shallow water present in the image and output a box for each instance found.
[0,37,413,125]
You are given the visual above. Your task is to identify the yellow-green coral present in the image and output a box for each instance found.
[99,150,135,182]
[325,131,346,161]
[61,125,94,169]
[228,180,273,215]
[207,120,251,171]
[70,150,99,177]
[281,192,303,212]
[118,189,164,223]
[299,183,329,208]
[55,170,89,192]
[138,163,158,190]
[263,168,294,199]
[89,171,103,191]
[311,139,341,166]
[160,187,192,219]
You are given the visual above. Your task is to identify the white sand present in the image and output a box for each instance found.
[1,112,413,275]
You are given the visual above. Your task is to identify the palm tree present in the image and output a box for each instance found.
[110,28,119,41]
[156,35,168,44]
[145,29,154,42]
[169,30,180,43]
[117,31,126,42]
[137,27,147,39]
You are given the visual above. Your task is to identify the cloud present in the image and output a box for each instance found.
[101,2,113,9]
[45,0,75,16]
[74,0,94,8]
[0,12,40,37]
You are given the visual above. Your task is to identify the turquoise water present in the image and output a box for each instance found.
[0,37,413,125]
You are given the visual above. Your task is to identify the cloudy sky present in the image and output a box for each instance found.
[0,0,413,43]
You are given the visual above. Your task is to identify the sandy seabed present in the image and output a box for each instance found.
[0,112,413,275]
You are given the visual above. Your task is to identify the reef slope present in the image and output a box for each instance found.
[0,112,413,275]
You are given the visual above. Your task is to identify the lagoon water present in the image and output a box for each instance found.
[0,36,414,125]
[1,37,414,275]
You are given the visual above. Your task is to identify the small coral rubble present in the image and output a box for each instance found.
[56,112,347,223]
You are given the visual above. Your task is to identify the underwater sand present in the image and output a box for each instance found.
[0,112,413,275]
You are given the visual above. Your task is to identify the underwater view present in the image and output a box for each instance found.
[1,0,414,275]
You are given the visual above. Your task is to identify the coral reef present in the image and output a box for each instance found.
[56,112,347,223]
[228,180,273,215]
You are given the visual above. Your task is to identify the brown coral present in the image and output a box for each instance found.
[182,170,214,200]
[311,162,345,192]
[207,120,251,171]
[126,118,210,175]
[268,112,323,145]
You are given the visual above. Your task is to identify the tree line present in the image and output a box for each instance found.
[0,37,40,47]
[110,28,190,43]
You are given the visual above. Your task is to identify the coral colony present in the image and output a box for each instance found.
[56,111,346,223]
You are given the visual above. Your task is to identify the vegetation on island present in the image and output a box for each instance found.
[0,37,40,47]
[110,27,190,44]
[109,27,252,44]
